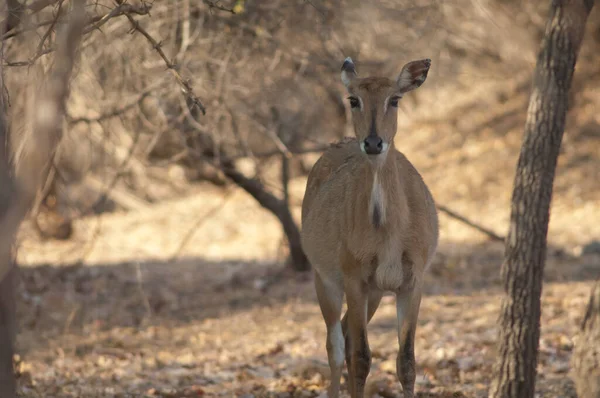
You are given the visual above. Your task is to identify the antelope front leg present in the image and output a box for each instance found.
[342,288,383,389]
[314,272,344,398]
[344,276,371,398]
[396,285,422,398]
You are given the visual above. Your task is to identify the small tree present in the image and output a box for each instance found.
[488,0,594,397]
[0,1,86,396]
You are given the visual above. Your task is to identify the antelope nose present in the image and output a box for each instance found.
[363,136,383,155]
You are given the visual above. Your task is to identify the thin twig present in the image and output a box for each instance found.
[3,47,53,67]
[304,0,327,19]
[3,2,152,66]
[27,0,60,13]
[123,11,207,115]
[168,188,236,263]
[2,17,56,40]
[437,204,505,242]
[28,156,57,224]
[83,2,151,35]
[34,0,64,57]
[3,0,26,33]
[229,144,331,160]
[68,91,151,124]
[281,154,289,209]
[85,125,143,215]
[75,212,104,265]
[135,261,152,320]
[203,0,236,14]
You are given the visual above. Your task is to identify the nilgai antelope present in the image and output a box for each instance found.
[300,58,439,398]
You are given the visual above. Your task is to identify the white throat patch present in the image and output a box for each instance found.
[369,172,386,229]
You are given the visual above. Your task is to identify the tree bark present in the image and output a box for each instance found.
[0,267,16,398]
[183,100,310,272]
[488,1,594,397]
[221,161,310,272]
[0,87,18,398]
[572,281,600,398]
[0,10,18,397]
[0,3,87,396]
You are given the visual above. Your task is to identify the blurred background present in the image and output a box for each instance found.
[3,0,600,396]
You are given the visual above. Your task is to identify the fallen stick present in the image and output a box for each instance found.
[437,204,505,242]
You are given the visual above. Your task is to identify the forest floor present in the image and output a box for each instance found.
[11,58,600,398]
[12,176,600,398]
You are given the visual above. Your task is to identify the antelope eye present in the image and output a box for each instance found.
[389,96,400,107]
[348,97,360,109]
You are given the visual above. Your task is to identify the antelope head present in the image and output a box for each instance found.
[341,57,431,165]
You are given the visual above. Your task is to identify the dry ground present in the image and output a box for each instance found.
[12,175,600,398]
[11,250,599,398]
[11,51,600,398]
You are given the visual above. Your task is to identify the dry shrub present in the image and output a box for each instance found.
[4,0,598,222]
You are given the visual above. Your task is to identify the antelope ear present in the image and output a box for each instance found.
[396,58,431,93]
[341,57,357,87]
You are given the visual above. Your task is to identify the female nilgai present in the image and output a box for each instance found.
[301,58,439,398]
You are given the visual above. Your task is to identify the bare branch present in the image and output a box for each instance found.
[229,144,331,160]
[35,1,63,53]
[83,2,151,34]
[68,91,151,124]
[168,188,236,263]
[3,0,25,33]
[123,11,207,115]
[2,2,151,41]
[203,0,236,14]
[3,2,152,66]
[437,204,505,242]
[3,47,53,67]
[83,124,144,217]
[26,0,60,14]
[1,18,54,40]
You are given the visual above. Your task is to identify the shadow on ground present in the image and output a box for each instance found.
[12,243,599,397]
[14,240,599,343]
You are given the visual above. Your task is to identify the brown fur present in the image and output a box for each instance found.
[302,137,438,289]
[301,58,438,398]
[357,77,394,91]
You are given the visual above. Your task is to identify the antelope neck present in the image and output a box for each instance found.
[367,151,392,230]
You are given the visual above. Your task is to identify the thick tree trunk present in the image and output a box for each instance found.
[0,4,87,396]
[572,281,600,398]
[488,1,594,397]
[0,13,17,396]
[0,108,17,398]
[0,267,16,398]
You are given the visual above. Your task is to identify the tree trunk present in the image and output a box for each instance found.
[488,1,594,397]
[0,4,87,396]
[572,281,600,398]
[183,101,310,272]
[0,267,16,398]
[0,103,17,398]
[0,12,17,396]
[221,162,310,272]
